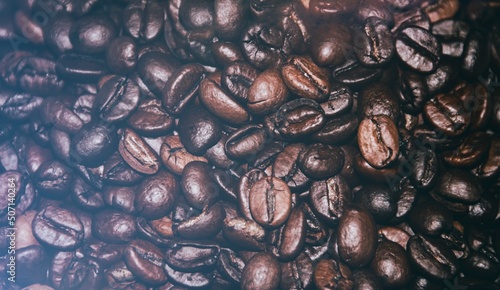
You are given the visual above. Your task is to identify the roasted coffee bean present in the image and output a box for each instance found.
[92,209,137,244]
[241,22,284,70]
[163,263,215,288]
[160,135,208,175]
[55,54,108,83]
[136,170,179,219]
[309,175,351,224]
[241,252,281,290]
[443,131,490,167]
[281,55,330,101]
[462,29,490,79]
[249,176,292,228]
[1,53,64,95]
[165,239,220,271]
[320,84,353,118]
[409,149,439,189]
[312,115,359,144]
[397,71,429,114]
[310,24,351,67]
[105,36,137,74]
[472,137,500,179]
[313,258,353,290]
[33,160,73,199]
[360,82,400,121]
[354,17,394,68]
[94,76,140,124]
[137,51,180,97]
[199,78,251,125]
[123,0,164,43]
[333,55,384,87]
[408,234,459,280]
[127,98,173,137]
[163,63,205,115]
[32,205,84,250]
[221,61,258,103]
[103,152,144,186]
[70,121,119,167]
[338,205,378,268]
[298,143,344,180]
[247,68,289,115]
[118,128,161,175]
[396,26,442,73]
[436,169,482,204]
[44,13,74,55]
[0,89,43,122]
[49,251,104,290]
[275,98,325,139]
[370,240,412,288]
[354,184,398,222]
[70,14,118,54]
[225,125,268,161]
[178,105,222,155]
[279,252,314,290]
[40,97,83,135]
[358,115,400,168]
[124,239,167,285]
[269,206,306,261]
[173,202,225,239]
[181,161,219,209]
[432,19,469,58]
[223,216,266,251]
[424,91,471,137]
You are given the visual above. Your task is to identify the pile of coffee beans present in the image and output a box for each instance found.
[1,0,500,289]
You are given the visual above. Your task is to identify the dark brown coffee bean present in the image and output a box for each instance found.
[225,125,268,161]
[360,82,400,121]
[408,234,459,280]
[160,135,208,176]
[442,131,491,167]
[310,175,351,224]
[163,63,205,115]
[280,252,314,290]
[358,115,400,168]
[178,105,222,155]
[281,55,330,101]
[436,169,482,204]
[124,239,167,285]
[313,258,353,290]
[424,92,471,137]
[127,99,173,137]
[221,61,258,103]
[354,17,395,68]
[310,24,351,67]
[118,128,161,175]
[247,69,289,115]
[173,202,225,239]
[32,205,84,250]
[370,240,412,288]
[320,84,353,118]
[199,78,251,125]
[92,209,137,244]
[298,143,344,180]
[241,252,281,290]
[181,161,219,209]
[338,205,377,268]
[249,176,292,228]
[275,98,325,139]
[396,26,442,73]
[222,216,266,251]
[136,171,179,220]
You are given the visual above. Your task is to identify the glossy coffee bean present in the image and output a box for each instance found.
[313,258,353,290]
[432,20,469,58]
[118,128,161,175]
[354,17,394,68]
[275,98,325,139]
[105,36,138,74]
[310,24,351,67]
[94,76,140,123]
[424,92,471,137]
[136,171,179,220]
[360,82,400,121]
[124,239,167,285]
[70,121,119,167]
[199,78,251,125]
[127,98,174,137]
[166,239,220,271]
[281,55,330,101]
[338,205,377,268]
[320,84,353,118]
[409,149,439,189]
[123,0,164,43]
[92,209,137,244]
[178,105,222,155]
[249,176,292,228]
[247,68,289,115]
[354,184,398,222]
[55,54,109,83]
[396,26,442,73]
[32,205,84,250]
[241,252,281,290]
[298,143,344,180]
[310,175,351,224]
[163,63,205,115]
[408,234,459,280]
[173,202,225,239]
[160,135,208,175]
[33,160,73,199]
[358,115,400,168]
[436,169,482,204]
[371,240,412,288]
[181,161,219,209]
[221,61,258,103]
[70,14,118,54]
